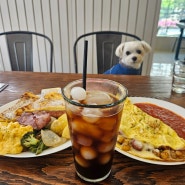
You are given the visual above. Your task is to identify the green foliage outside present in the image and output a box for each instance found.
[160,0,185,20]
[157,0,185,36]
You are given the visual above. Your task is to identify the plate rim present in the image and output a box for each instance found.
[115,96,185,165]
[5,140,71,158]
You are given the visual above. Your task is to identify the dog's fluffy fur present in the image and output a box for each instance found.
[104,40,151,75]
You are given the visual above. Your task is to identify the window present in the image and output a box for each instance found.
[157,0,185,36]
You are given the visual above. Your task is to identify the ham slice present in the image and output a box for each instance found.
[17,111,51,130]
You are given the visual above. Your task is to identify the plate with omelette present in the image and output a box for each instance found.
[116,97,185,165]
[0,88,71,158]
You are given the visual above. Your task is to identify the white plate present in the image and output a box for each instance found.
[115,97,185,165]
[5,140,71,158]
[0,99,72,158]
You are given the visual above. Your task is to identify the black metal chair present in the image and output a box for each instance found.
[73,31,141,74]
[174,19,185,60]
[0,31,53,72]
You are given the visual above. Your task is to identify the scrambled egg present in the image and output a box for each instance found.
[0,121,33,155]
[120,98,185,150]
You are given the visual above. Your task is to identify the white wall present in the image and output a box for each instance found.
[155,37,178,51]
[0,0,161,75]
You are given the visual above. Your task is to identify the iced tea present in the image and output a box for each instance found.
[62,79,127,182]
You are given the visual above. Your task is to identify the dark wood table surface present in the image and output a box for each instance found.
[0,71,185,185]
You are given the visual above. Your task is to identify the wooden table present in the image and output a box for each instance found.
[0,71,185,185]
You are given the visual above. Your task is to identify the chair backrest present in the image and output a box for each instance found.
[0,31,53,72]
[179,19,185,36]
[180,19,185,23]
[73,31,141,74]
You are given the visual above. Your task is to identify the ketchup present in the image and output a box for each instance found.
[135,103,185,139]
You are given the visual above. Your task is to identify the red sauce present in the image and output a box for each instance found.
[135,103,185,139]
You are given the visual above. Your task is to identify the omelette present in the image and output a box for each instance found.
[116,98,185,161]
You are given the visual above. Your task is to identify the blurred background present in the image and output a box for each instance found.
[0,0,184,76]
[151,0,185,76]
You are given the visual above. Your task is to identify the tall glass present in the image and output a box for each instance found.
[62,78,128,182]
[172,60,185,93]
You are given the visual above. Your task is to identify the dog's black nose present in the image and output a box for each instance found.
[132,57,137,62]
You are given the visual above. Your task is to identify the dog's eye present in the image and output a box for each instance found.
[126,51,131,55]
[136,50,142,54]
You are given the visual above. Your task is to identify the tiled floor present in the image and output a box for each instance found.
[150,51,185,76]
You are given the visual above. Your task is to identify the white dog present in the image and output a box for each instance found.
[104,40,151,75]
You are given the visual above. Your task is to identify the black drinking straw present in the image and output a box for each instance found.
[82,40,88,90]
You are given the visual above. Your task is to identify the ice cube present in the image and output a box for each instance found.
[82,108,102,123]
[100,131,115,142]
[84,91,113,105]
[67,100,81,115]
[80,146,97,160]
[98,117,116,131]
[76,134,93,146]
[97,140,115,153]
[75,154,90,167]
[98,153,111,164]
[70,87,86,101]
[72,119,102,139]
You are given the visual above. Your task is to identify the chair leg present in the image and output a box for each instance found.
[175,28,184,60]
[172,38,177,52]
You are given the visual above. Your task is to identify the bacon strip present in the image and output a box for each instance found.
[17,111,51,130]
[48,110,65,118]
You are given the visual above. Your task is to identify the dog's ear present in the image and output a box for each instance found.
[141,41,152,53]
[115,43,125,57]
